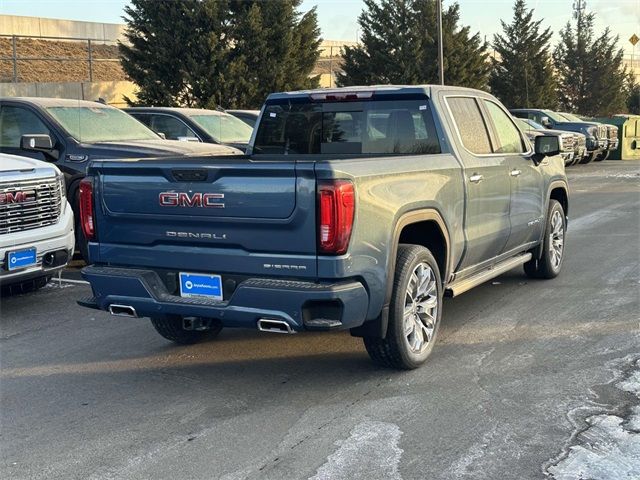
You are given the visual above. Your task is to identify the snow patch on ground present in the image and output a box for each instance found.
[545,357,640,480]
[310,421,403,480]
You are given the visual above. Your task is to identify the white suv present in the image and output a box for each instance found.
[1,153,74,294]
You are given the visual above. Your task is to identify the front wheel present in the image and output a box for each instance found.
[594,150,610,162]
[524,199,566,279]
[580,152,596,164]
[363,244,442,370]
[150,316,222,345]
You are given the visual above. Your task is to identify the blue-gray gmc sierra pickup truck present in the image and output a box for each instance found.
[78,85,569,369]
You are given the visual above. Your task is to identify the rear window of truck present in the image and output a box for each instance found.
[254,98,441,155]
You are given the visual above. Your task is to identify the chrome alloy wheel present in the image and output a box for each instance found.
[549,210,564,270]
[403,262,439,354]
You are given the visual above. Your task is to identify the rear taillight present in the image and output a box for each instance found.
[79,178,95,240]
[318,180,355,255]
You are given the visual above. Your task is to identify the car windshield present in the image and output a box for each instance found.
[523,119,545,130]
[558,112,583,122]
[189,113,253,144]
[515,118,535,131]
[46,106,160,143]
[542,110,568,123]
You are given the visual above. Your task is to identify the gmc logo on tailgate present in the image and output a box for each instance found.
[159,192,224,208]
[0,191,36,205]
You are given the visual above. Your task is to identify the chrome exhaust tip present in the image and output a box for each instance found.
[108,304,138,318]
[257,318,295,334]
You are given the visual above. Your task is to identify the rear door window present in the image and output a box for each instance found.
[446,97,492,155]
[254,98,440,155]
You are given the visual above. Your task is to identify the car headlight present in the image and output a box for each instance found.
[57,171,66,198]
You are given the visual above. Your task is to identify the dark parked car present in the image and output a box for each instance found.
[515,118,587,166]
[556,112,618,161]
[511,108,606,164]
[125,107,253,151]
[0,97,241,259]
[226,109,260,128]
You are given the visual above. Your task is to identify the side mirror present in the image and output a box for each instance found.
[157,132,167,140]
[532,135,560,165]
[540,116,551,128]
[21,134,59,160]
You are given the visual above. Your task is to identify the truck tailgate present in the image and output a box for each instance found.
[89,157,317,277]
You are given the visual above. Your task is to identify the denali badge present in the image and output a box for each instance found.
[166,231,227,240]
[159,192,224,208]
[0,190,36,205]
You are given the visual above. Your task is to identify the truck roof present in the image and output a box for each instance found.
[0,97,114,108]
[265,84,484,101]
[124,107,229,117]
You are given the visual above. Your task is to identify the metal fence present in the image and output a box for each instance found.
[0,33,121,83]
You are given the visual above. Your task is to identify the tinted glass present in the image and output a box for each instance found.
[150,115,197,140]
[483,100,525,154]
[254,99,440,155]
[190,114,253,144]
[0,106,51,148]
[46,106,158,142]
[447,97,492,155]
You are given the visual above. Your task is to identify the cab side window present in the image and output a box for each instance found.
[0,106,51,148]
[149,115,198,141]
[482,100,525,154]
[447,97,492,155]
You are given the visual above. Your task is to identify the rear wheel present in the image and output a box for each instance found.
[524,200,566,279]
[150,316,222,345]
[363,245,442,370]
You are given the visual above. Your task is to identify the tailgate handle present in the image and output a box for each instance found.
[172,169,208,182]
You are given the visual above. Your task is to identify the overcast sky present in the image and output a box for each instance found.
[1,0,638,54]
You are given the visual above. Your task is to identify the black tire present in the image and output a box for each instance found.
[150,316,222,345]
[363,244,443,370]
[579,152,596,164]
[524,199,566,279]
[594,150,609,162]
[1,275,50,296]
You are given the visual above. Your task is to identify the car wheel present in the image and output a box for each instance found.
[524,200,566,279]
[363,244,442,370]
[594,150,610,162]
[579,152,596,164]
[150,316,222,345]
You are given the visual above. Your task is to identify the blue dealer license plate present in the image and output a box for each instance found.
[7,248,37,271]
[179,272,223,300]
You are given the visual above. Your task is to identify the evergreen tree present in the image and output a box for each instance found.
[553,8,628,116]
[337,0,489,89]
[120,0,229,107]
[628,80,640,115]
[120,0,321,109]
[223,0,321,108]
[490,0,557,109]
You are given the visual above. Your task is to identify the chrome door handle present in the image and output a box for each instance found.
[469,174,483,184]
[510,169,522,177]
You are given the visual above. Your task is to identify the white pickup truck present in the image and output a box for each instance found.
[1,153,74,294]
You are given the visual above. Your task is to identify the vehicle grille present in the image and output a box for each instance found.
[597,125,608,140]
[575,135,586,148]
[561,134,575,152]
[607,126,618,140]
[0,177,62,235]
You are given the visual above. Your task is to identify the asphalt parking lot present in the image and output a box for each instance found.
[1,160,639,480]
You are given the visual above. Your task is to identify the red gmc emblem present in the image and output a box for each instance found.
[0,190,36,205]
[159,192,225,208]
